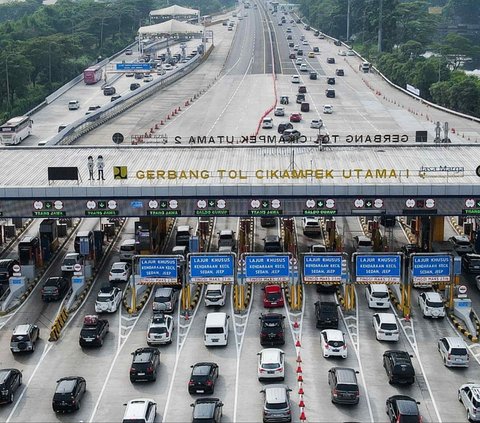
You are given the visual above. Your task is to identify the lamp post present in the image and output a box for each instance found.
[346,0,351,42]
[377,0,383,53]
[5,56,10,110]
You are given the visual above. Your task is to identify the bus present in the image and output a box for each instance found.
[83,64,103,84]
[0,115,33,145]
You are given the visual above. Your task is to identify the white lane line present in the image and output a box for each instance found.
[6,343,53,423]
[233,283,254,421]
[88,294,150,423]
[162,285,203,421]
[391,307,443,423]
[338,287,374,423]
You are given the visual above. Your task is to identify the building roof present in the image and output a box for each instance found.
[138,19,203,36]
[149,5,199,17]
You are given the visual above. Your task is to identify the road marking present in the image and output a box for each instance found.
[6,343,53,423]
[339,287,374,423]
[391,306,443,423]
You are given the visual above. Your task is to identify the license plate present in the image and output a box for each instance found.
[197,389,204,393]
[268,371,274,374]
[376,303,383,306]
[212,339,219,343]
[385,333,392,336]
[138,372,145,376]
[332,349,339,352]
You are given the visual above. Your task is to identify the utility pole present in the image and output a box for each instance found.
[347,0,351,42]
[48,44,52,85]
[377,0,383,52]
[5,56,10,110]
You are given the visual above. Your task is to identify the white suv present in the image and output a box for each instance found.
[417,292,445,318]
[257,348,285,381]
[320,329,347,358]
[438,336,469,367]
[204,284,227,307]
[458,383,480,422]
[61,252,83,272]
[365,284,390,309]
[146,314,174,345]
[372,313,399,342]
[122,398,156,423]
[109,262,131,282]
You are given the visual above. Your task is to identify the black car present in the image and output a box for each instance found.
[314,301,339,329]
[52,376,86,413]
[103,86,116,95]
[130,347,160,382]
[277,122,293,134]
[79,315,109,348]
[130,83,141,90]
[296,93,305,104]
[0,259,20,284]
[386,395,421,423]
[191,398,223,423]
[0,368,22,404]
[189,362,219,394]
[111,94,121,102]
[336,68,345,76]
[134,72,144,79]
[261,217,277,227]
[260,313,285,346]
[334,39,342,46]
[383,351,415,385]
[327,57,335,64]
[263,235,283,252]
[327,77,336,85]
[462,253,480,273]
[326,88,336,98]
[41,277,69,302]
[309,71,318,80]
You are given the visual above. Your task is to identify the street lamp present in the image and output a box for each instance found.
[347,0,351,42]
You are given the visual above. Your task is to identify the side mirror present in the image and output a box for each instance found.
[190,403,195,407]
[409,354,414,358]
[260,389,265,394]
[123,403,128,406]
[416,401,421,405]
[355,370,360,374]
[227,315,230,319]
[287,388,292,392]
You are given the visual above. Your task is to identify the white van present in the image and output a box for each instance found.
[61,252,83,272]
[204,312,229,346]
[365,284,390,308]
[205,284,227,307]
[120,239,136,261]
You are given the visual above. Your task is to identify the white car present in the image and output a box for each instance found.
[293,44,299,51]
[320,329,347,358]
[338,50,347,56]
[373,313,399,342]
[299,64,308,72]
[123,399,156,423]
[109,262,131,282]
[262,117,274,129]
[204,284,227,307]
[365,284,390,309]
[61,252,83,272]
[323,104,333,114]
[291,75,300,83]
[68,100,80,110]
[143,74,153,82]
[146,313,174,345]
[458,383,480,422]
[302,40,309,45]
[274,107,285,116]
[95,286,122,313]
[346,49,355,56]
[295,58,303,65]
[257,348,285,380]
[310,119,323,129]
[418,292,445,318]
[163,63,174,71]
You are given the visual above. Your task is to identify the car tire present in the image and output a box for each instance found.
[31,343,35,353]
[9,392,14,403]
[468,410,472,422]
[388,377,394,385]
[458,392,462,402]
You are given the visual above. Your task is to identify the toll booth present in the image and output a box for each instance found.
[18,236,40,265]
[75,231,94,259]
[39,219,59,262]
[134,217,169,254]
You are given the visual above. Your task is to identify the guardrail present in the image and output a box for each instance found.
[46,48,206,146]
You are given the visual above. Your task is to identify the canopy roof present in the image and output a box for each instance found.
[150,5,199,17]
[138,19,203,36]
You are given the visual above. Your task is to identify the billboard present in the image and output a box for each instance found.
[355,254,401,282]
[303,255,342,282]
[190,254,235,283]
[245,255,290,283]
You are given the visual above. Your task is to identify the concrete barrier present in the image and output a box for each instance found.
[49,307,69,341]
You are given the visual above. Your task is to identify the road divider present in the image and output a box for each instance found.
[49,307,69,341]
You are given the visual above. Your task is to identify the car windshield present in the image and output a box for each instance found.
[380,323,398,331]
[207,290,222,297]
[97,295,113,302]
[267,401,288,410]
[263,320,281,328]
[267,292,281,301]
[426,299,443,308]
[155,295,170,302]
[455,239,471,246]
[358,240,372,247]
[327,340,344,347]
[372,292,388,299]
[206,327,224,334]
[111,268,124,273]
[451,348,467,356]
[193,403,215,418]
[11,335,29,342]
[337,384,358,392]
[63,258,76,265]
[262,362,280,369]
[149,326,167,334]
[193,366,211,376]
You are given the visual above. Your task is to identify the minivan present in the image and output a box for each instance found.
[328,367,360,405]
[373,313,399,342]
[437,336,469,367]
[122,398,156,423]
[61,252,83,272]
[152,287,178,313]
[176,225,191,246]
[120,239,136,261]
[365,284,390,309]
[204,312,229,346]
[325,88,335,98]
[261,384,292,422]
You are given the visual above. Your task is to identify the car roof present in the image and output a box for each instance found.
[0,369,16,383]
[121,239,136,246]
[370,284,388,292]
[451,235,469,242]
[112,261,127,268]
[330,366,358,382]
[375,313,396,323]
[56,377,81,392]
[265,284,281,292]
[260,348,283,362]
[261,313,284,320]
[264,384,289,403]
[264,235,280,242]
[124,399,155,418]
[423,292,442,300]
[65,252,80,257]
[177,225,190,231]
[390,396,419,414]
[356,235,371,242]
[441,336,467,348]
[13,324,32,335]
[154,286,172,295]
[99,286,117,295]
[322,329,344,341]
[219,229,234,235]
[206,284,224,290]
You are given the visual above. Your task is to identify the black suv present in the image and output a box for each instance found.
[130,347,160,382]
[327,77,336,85]
[327,57,336,64]
[41,277,69,302]
[314,301,339,329]
[260,313,285,346]
[0,368,22,404]
[189,362,219,394]
[10,324,40,353]
[191,398,223,423]
[52,376,86,413]
[328,367,360,405]
[335,69,344,76]
[277,122,293,134]
[79,315,109,348]
[386,395,421,423]
[0,259,19,284]
[462,253,480,273]
[383,350,415,385]
[263,235,283,252]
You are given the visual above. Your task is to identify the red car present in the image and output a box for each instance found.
[290,113,302,122]
[263,285,284,308]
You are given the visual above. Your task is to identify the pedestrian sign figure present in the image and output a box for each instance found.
[87,156,94,180]
[97,155,105,180]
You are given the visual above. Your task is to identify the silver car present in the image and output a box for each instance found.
[261,384,292,422]
[152,287,178,313]
[458,383,480,422]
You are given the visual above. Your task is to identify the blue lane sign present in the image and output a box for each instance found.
[355,254,401,282]
[412,254,451,283]
[303,255,342,282]
[245,255,290,282]
[116,63,152,71]
[139,257,178,283]
[72,276,84,285]
[190,255,234,283]
[10,277,23,285]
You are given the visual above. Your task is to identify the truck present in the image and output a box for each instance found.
[83,65,103,85]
